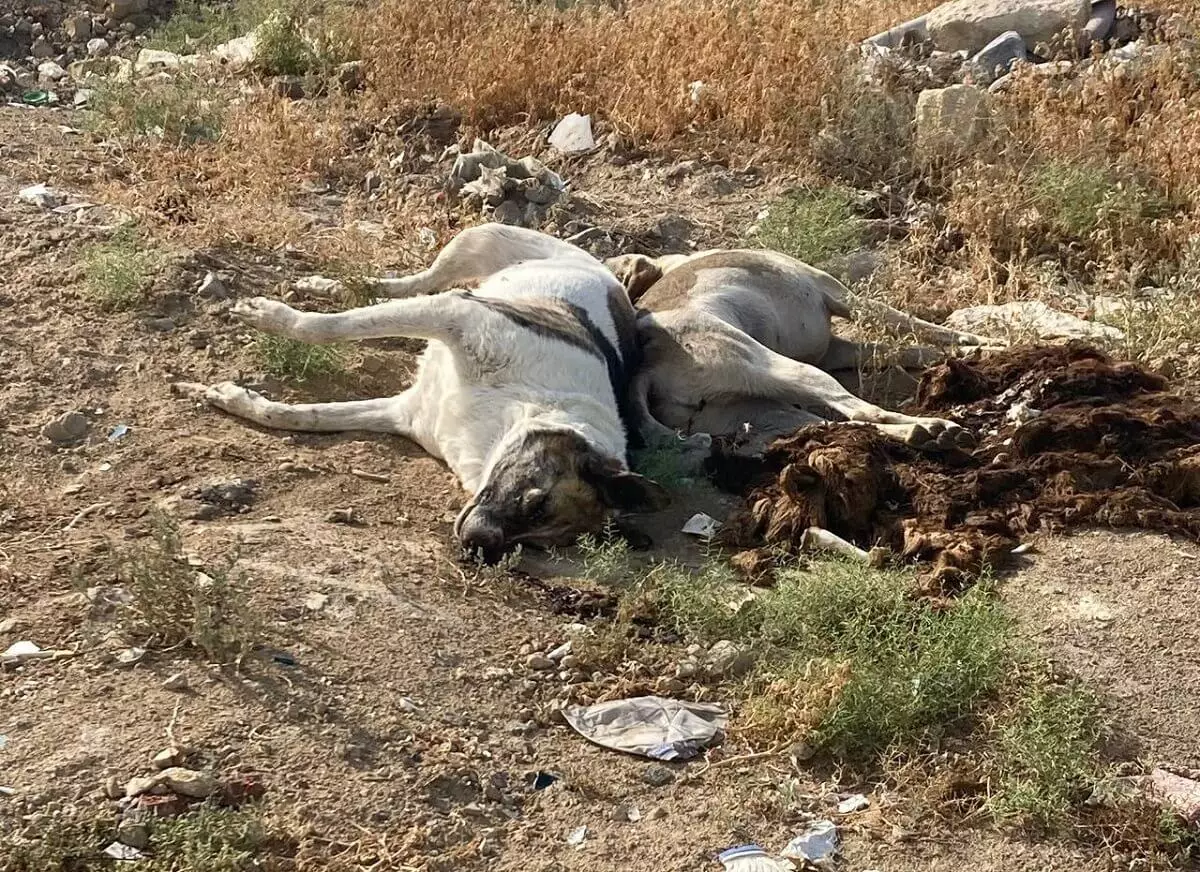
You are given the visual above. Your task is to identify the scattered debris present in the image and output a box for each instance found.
[549,113,595,154]
[836,793,870,814]
[563,696,727,760]
[18,183,67,209]
[114,646,146,667]
[801,526,871,563]
[641,764,676,787]
[718,845,795,872]
[781,820,839,863]
[528,771,559,790]
[196,272,228,300]
[449,139,567,226]
[108,424,131,442]
[162,672,189,692]
[706,640,755,679]
[713,344,1200,589]
[567,825,588,848]
[682,512,721,539]
[304,592,329,612]
[326,507,358,525]
[103,842,146,861]
[2,640,73,665]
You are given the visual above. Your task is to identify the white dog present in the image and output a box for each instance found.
[603,248,997,454]
[181,225,668,563]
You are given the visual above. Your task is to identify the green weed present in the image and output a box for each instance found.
[82,224,160,312]
[254,334,346,381]
[754,187,861,268]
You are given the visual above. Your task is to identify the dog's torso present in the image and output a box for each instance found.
[406,259,639,493]
[634,249,851,363]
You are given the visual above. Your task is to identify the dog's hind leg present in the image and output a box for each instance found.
[347,225,596,299]
[671,314,974,451]
[230,293,477,346]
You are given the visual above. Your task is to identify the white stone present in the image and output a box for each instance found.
[945,300,1124,341]
[548,113,595,154]
[914,85,990,159]
[926,0,1090,53]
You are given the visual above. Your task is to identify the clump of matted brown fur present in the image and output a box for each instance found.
[710,343,1200,591]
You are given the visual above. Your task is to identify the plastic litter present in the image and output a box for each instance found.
[563,695,727,761]
[718,845,795,872]
[567,825,588,848]
[528,771,558,790]
[781,820,838,862]
[103,842,146,861]
[21,90,54,106]
[18,183,66,209]
[836,793,869,814]
[108,424,131,442]
[682,513,721,539]
[548,113,595,153]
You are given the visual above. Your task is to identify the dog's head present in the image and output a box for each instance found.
[604,254,663,304]
[454,428,669,564]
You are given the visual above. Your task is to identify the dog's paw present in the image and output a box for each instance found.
[204,381,261,415]
[909,418,974,451]
[231,297,295,332]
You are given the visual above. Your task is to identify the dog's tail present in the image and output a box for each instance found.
[847,296,1001,347]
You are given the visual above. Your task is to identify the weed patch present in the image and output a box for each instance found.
[254,334,346,381]
[112,513,261,665]
[754,187,861,268]
[991,673,1105,827]
[146,0,269,53]
[88,74,226,145]
[82,224,160,312]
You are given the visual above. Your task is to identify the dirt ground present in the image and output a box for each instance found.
[1,85,1197,872]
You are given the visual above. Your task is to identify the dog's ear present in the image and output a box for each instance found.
[580,449,671,513]
[606,255,662,303]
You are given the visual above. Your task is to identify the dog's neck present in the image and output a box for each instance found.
[460,399,627,495]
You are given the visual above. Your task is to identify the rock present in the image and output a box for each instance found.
[706,640,755,679]
[144,317,176,333]
[492,199,525,226]
[104,775,124,799]
[157,767,217,798]
[325,507,357,524]
[336,60,364,92]
[271,75,304,99]
[945,300,1123,341]
[152,747,184,770]
[37,61,67,82]
[86,38,110,57]
[1083,0,1116,46]
[108,0,149,22]
[74,89,95,107]
[548,113,595,154]
[210,31,258,69]
[162,672,189,692]
[124,776,159,798]
[914,85,990,160]
[42,410,88,444]
[1149,768,1200,822]
[196,271,228,299]
[65,15,93,42]
[304,592,329,612]
[135,48,189,73]
[116,818,150,850]
[968,30,1026,84]
[642,765,675,787]
[925,0,1090,53]
[547,641,572,662]
[30,36,55,59]
[865,15,929,48]
[525,654,556,672]
[69,56,134,82]
[0,618,19,634]
[115,646,146,667]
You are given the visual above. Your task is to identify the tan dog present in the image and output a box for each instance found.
[604,248,997,456]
